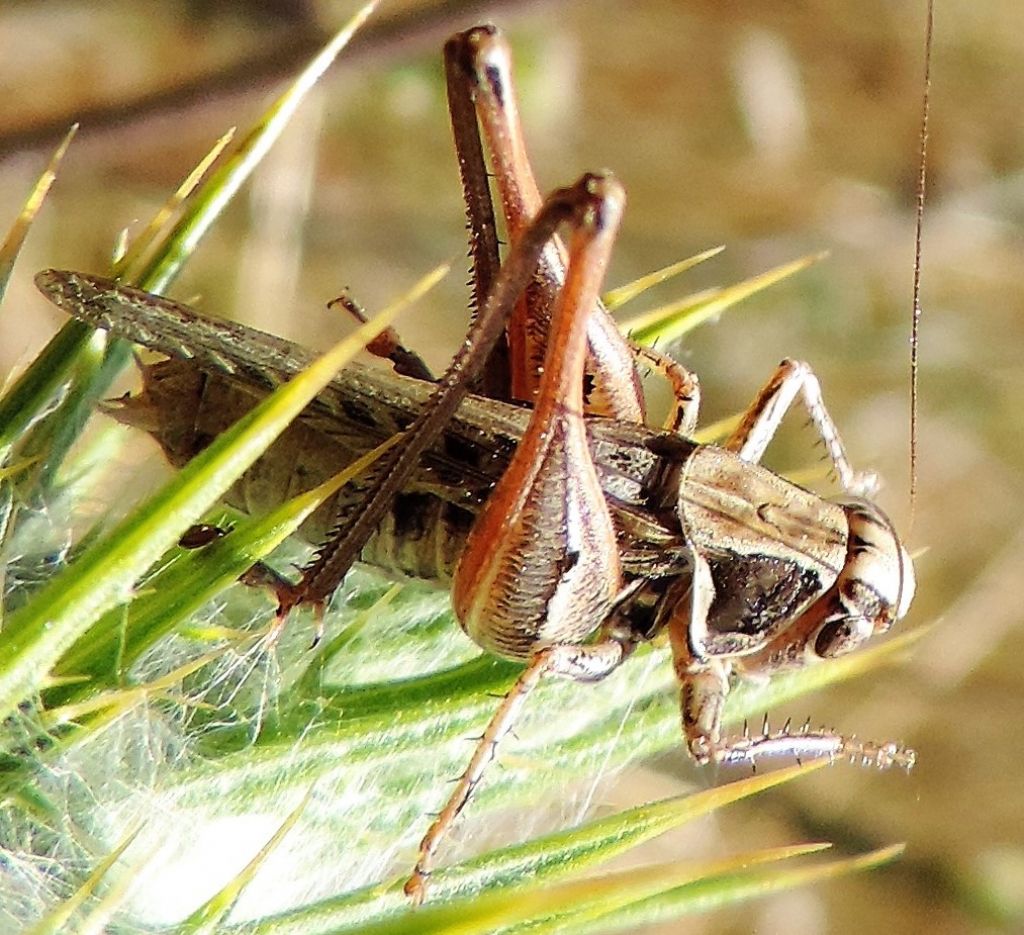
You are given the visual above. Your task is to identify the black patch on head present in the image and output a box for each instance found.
[814,618,849,657]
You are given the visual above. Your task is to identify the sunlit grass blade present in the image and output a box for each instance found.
[310,842,895,935]
[0,128,91,460]
[493,844,834,935]
[7,1,377,488]
[23,824,140,935]
[411,761,829,904]
[0,125,77,304]
[505,845,837,935]
[46,434,404,708]
[0,321,103,463]
[0,266,438,721]
[182,788,316,934]
[44,653,223,730]
[115,128,235,280]
[16,123,250,474]
[136,0,378,292]
[624,252,825,346]
[255,762,826,932]
[566,843,906,934]
[602,245,725,311]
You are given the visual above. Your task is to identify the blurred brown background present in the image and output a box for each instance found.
[2,1,1023,932]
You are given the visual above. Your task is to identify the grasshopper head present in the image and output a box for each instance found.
[812,499,915,659]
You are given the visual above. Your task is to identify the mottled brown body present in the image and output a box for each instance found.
[117,350,696,586]
[33,17,925,907]
[56,277,872,665]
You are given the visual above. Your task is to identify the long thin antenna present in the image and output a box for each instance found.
[910,0,934,523]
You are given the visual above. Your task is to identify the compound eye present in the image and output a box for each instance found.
[814,614,873,658]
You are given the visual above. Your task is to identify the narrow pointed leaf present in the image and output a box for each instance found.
[24,825,140,935]
[242,763,828,933]
[602,246,724,311]
[625,252,826,345]
[182,788,315,934]
[569,843,906,933]
[0,125,77,302]
[137,0,378,292]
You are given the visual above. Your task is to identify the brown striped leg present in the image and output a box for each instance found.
[403,640,627,905]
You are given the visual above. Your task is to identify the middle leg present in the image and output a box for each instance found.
[723,358,878,496]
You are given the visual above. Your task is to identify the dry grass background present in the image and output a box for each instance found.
[2,0,1023,932]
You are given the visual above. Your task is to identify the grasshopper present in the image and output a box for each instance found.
[35,23,920,904]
